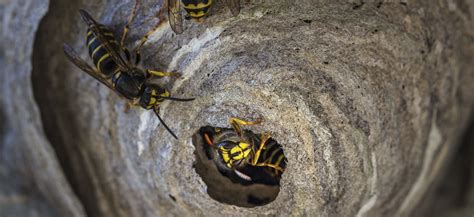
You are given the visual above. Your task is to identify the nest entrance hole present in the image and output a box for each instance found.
[192,126,287,207]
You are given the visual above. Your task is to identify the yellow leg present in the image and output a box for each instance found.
[254,162,284,173]
[133,7,166,54]
[251,133,270,165]
[147,70,181,78]
[121,0,141,47]
[229,117,263,136]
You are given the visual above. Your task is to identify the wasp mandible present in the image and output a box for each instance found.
[63,9,194,139]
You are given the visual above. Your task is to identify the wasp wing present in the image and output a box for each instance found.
[168,0,184,34]
[79,9,132,71]
[63,43,124,97]
[225,0,240,16]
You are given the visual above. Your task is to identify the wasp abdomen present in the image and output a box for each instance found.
[86,25,120,77]
[182,0,213,19]
[260,139,286,173]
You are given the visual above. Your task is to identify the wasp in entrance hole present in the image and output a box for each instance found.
[200,118,286,184]
[63,9,194,139]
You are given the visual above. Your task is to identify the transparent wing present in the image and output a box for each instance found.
[168,0,183,34]
[79,9,131,71]
[63,43,123,97]
[225,0,240,16]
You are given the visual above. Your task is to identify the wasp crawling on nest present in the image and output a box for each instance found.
[200,118,287,185]
[121,0,240,38]
[63,9,195,139]
[168,0,241,34]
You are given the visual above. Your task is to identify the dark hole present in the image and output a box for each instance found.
[247,194,271,206]
[323,61,329,65]
[192,125,287,207]
[302,19,312,24]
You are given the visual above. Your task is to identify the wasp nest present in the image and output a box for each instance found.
[2,0,474,216]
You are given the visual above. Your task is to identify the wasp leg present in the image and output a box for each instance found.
[147,70,181,78]
[123,99,140,113]
[229,117,263,137]
[121,0,141,47]
[203,133,214,146]
[133,6,167,55]
[123,47,132,63]
[251,133,270,165]
[253,162,284,173]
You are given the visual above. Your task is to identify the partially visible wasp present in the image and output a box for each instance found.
[120,0,241,46]
[63,9,194,139]
[168,0,241,34]
[200,118,286,185]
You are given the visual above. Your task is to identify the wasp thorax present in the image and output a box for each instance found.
[193,123,287,208]
[112,72,143,99]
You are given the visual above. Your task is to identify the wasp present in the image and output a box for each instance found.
[168,0,241,34]
[120,0,241,43]
[63,9,194,139]
[200,118,286,184]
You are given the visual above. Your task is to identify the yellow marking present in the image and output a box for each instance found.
[230,147,243,159]
[161,90,170,98]
[268,146,281,163]
[96,53,111,70]
[252,134,271,165]
[110,40,119,46]
[183,0,212,9]
[149,97,156,106]
[275,154,285,168]
[148,70,180,77]
[103,32,114,37]
[88,37,97,46]
[255,163,284,172]
[189,11,207,18]
[87,31,93,36]
[243,149,251,158]
[91,44,104,58]
[112,72,121,87]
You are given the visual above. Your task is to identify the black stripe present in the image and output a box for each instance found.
[91,47,108,65]
[98,57,119,76]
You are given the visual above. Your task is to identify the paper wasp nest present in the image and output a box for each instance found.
[2,0,474,216]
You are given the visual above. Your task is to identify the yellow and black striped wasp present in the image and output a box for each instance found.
[63,9,194,139]
[200,118,286,185]
[168,0,241,34]
[121,0,240,40]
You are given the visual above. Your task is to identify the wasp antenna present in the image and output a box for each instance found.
[153,108,178,139]
[79,9,97,25]
[161,96,195,102]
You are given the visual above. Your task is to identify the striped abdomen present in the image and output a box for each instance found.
[86,25,121,77]
[259,139,286,174]
[182,0,213,19]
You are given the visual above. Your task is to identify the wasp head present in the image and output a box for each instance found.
[139,85,169,110]
[217,140,252,169]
